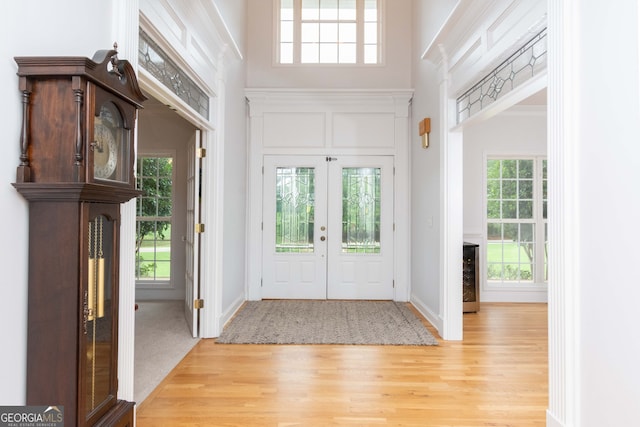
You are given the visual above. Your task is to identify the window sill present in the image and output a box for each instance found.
[136,281,173,290]
[484,281,548,292]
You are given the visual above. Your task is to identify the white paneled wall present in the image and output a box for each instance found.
[246,89,413,301]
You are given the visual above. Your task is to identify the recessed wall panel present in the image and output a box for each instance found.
[263,112,326,148]
[332,113,395,148]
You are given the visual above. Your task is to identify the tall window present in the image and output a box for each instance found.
[278,0,380,64]
[136,156,173,282]
[486,157,547,284]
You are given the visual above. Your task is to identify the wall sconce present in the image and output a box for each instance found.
[419,118,431,149]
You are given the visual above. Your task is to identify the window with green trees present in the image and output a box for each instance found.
[486,157,547,283]
[136,156,173,281]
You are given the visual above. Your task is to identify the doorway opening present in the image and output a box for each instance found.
[461,89,548,305]
[133,93,201,403]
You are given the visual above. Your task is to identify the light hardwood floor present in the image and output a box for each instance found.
[136,303,548,426]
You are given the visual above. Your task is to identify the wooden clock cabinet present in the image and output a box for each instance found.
[13,46,146,426]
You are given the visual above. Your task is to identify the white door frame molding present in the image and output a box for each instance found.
[136,61,223,342]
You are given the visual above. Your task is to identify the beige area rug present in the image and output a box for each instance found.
[217,300,439,345]
[134,300,200,404]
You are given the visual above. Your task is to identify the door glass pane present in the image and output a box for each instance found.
[86,214,114,417]
[276,167,315,253]
[342,167,381,253]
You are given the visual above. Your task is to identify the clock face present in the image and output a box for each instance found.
[93,102,129,183]
[93,122,118,179]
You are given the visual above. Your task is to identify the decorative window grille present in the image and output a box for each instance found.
[456,28,547,123]
[138,30,210,120]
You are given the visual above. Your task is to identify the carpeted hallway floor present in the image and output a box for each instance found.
[134,300,200,404]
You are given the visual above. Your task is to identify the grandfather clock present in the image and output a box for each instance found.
[13,45,146,427]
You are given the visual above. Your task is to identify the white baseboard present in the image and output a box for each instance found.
[218,296,245,336]
[546,410,564,427]
[409,294,443,338]
[481,288,548,303]
[135,289,186,301]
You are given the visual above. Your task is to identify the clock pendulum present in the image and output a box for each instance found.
[87,215,105,411]
[87,216,105,322]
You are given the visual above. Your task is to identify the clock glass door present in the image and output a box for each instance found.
[93,101,130,183]
[84,206,118,422]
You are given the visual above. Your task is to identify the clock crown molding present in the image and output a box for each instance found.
[14,46,146,188]
[15,46,147,108]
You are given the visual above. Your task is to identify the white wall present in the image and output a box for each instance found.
[410,0,458,332]
[0,0,123,406]
[214,0,247,53]
[220,53,248,318]
[246,0,413,89]
[463,106,547,302]
[569,2,640,425]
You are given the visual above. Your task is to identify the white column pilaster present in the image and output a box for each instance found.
[547,0,580,425]
[112,0,140,403]
[438,46,463,341]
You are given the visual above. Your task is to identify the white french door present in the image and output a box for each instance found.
[327,156,394,299]
[184,130,202,337]
[262,155,394,300]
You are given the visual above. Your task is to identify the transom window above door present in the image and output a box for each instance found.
[278,0,381,64]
